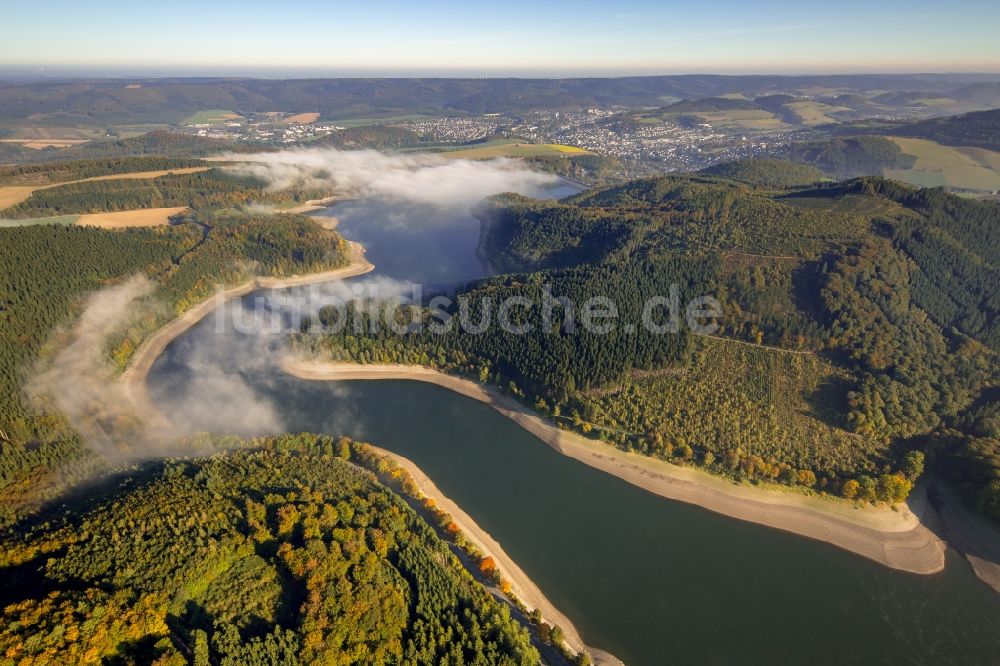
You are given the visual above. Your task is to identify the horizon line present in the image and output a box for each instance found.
[3,66,1000,81]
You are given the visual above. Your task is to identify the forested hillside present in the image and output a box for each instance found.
[296,257,712,403]
[697,159,828,188]
[0,211,349,525]
[0,157,207,185]
[777,136,918,178]
[303,169,999,520]
[475,174,868,273]
[315,126,426,150]
[892,108,1000,151]
[0,169,296,218]
[663,97,763,112]
[0,132,253,165]
[0,435,540,665]
[520,153,620,185]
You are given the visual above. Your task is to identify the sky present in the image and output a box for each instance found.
[2,0,999,76]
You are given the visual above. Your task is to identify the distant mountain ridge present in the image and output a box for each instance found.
[2,73,1000,124]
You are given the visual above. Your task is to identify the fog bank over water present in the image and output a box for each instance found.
[23,165,572,461]
[24,275,295,459]
[227,147,562,209]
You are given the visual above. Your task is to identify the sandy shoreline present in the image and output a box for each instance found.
[283,195,340,215]
[281,360,949,577]
[115,244,615,662]
[372,445,621,665]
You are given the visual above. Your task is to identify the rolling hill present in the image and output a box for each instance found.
[306,168,999,523]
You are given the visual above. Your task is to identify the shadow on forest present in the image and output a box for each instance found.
[804,374,852,430]
[0,461,168,608]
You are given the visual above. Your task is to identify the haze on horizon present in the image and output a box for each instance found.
[2,0,999,76]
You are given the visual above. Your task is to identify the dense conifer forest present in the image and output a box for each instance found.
[0,157,208,185]
[697,159,828,188]
[0,169,297,218]
[0,435,541,665]
[776,137,918,178]
[301,169,999,520]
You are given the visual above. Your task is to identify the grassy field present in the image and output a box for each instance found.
[913,97,958,106]
[106,123,174,138]
[441,142,592,159]
[0,214,79,228]
[0,139,90,150]
[328,114,434,128]
[182,109,243,125]
[780,192,908,217]
[669,109,789,131]
[0,126,106,140]
[786,100,850,125]
[884,136,1000,191]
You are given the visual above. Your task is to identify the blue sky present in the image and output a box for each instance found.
[2,0,999,74]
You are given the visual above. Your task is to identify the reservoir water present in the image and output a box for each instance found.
[148,179,1000,665]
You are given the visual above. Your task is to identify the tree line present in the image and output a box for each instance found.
[0,156,207,186]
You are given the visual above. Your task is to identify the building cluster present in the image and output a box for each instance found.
[404,116,507,142]
[181,108,787,174]
[514,108,786,175]
[184,115,345,144]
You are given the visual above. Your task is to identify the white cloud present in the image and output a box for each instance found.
[227,147,561,210]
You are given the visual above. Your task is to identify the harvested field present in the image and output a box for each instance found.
[283,112,320,124]
[0,139,90,149]
[75,207,188,229]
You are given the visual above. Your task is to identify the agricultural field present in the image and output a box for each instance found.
[0,126,106,140]
[442,142,592,159]
[579,336,878,478]
[0,125,100,150]
[0,185,36,209]
[675,109,789,131]
[912,97,959,106]
[182,109,244,125]
[0,206,186,228]
[786,100,851,125]
[0,138,89,150]
[328,114,434,128]
[281,112,320,123]
[883,136,1000,191]
[75,206,188,228]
